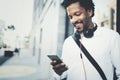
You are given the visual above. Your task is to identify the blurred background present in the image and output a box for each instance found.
[0,0,119,80]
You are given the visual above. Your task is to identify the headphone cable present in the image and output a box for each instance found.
[79,36,87,80]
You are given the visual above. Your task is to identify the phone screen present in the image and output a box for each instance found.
[47,55,63,64]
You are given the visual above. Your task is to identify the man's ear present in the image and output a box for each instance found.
[87,9,93,17]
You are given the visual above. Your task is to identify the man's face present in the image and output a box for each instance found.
[67,2,92,32]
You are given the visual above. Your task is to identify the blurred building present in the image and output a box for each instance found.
[93,0,117,31]
[3,25,16,51]
[29,0,69,79]
[0,19,5,48]
[117,0,120,34]
[109,0,116,31]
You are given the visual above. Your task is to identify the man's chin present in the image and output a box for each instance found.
[77,29,83,32]
[76,29,83,33]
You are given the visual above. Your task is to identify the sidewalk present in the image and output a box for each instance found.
[0,48,47,80]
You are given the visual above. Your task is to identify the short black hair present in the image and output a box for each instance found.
[62,0,95,17]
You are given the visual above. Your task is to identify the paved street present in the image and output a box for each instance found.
[0,48,50,80]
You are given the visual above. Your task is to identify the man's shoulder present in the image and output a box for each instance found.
[64,35,73,41]
[63,35,75,44]
[97,26,120,38]
[98,27,118,34]
[98,26,113,32]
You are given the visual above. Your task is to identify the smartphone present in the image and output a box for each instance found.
[47,55,63,64]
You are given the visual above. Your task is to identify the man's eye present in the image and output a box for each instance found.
[75,13,81,16]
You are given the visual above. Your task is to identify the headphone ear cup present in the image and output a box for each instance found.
[83,24,97,38]
[83,29,94,38]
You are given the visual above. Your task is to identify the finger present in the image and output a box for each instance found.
[53,64,62,69]
[50,60,57,66]
[53,63,67,71]
[53,63,66,68]
[60,66,68,72]
[53,65,68,75]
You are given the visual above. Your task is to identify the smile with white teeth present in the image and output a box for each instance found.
[74,23,83,31]
[75,23,82,28]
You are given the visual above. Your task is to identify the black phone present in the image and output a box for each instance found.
[47,55,63,64]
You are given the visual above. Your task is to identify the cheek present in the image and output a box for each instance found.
[85,16,91,24]
[78,15,85,20]
[82,14,90,23]
[78,14,87,22]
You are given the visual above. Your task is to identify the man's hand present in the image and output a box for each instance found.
[50,60,68,75]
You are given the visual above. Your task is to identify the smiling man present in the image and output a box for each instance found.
[50,0,120,80]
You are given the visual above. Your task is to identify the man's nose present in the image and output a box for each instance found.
[70,16,78,24]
